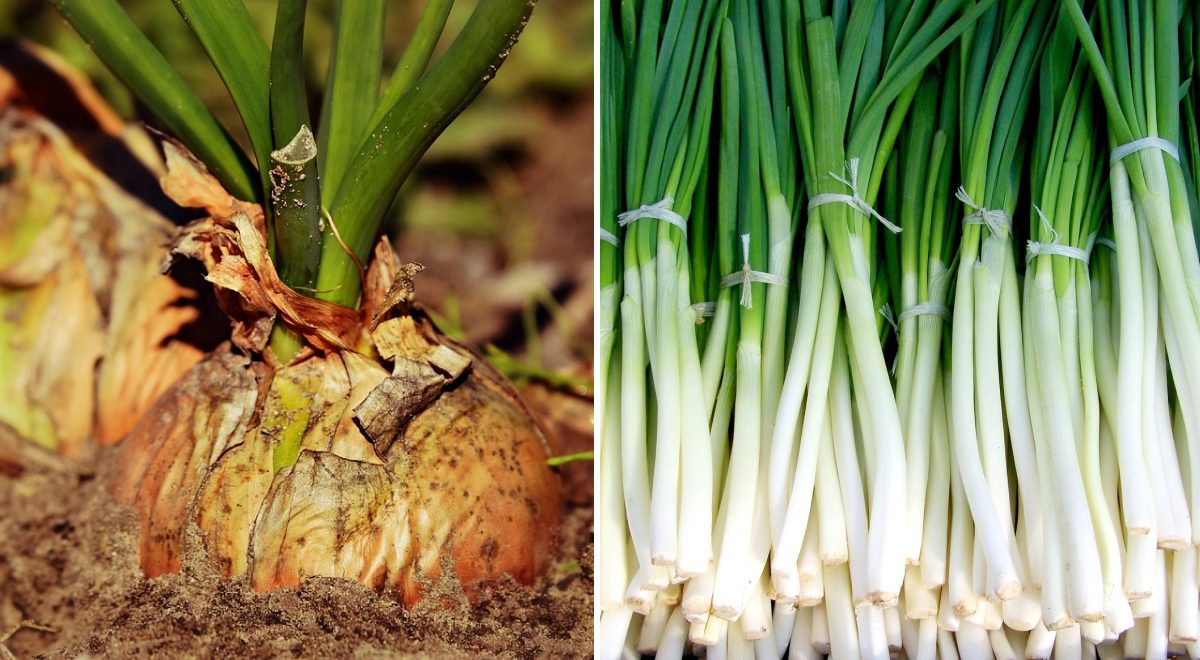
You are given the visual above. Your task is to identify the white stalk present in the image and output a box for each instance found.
[770,258,840,595]
[1137,152,1200,453]
[740,573,771,640]
[596,278,620,459]
[759,193,796,480]
[753,626,780,660]
[1053,625,1082,658]
[789,606,820,660]
[701,615,728,650]
[990,625,1019,660]
[595,607,635,660]
[1145,552,1168,659]
[920,369,951,589]
[681,566,714,623]
[707,623,729,660]
[811,603,831,655]
[938,584,961,632]
[656,605,688,660]
[903,264,952,564]
[725,614,752,659]
[1125,529,1156,602]
[1108,162,1154,534]
[772,601,796,656]
[649,241,681,566]
[1136,215,1187,548]
[947,417,977,618]
[817,408,848,565]
[597,352,630,610]
[900,599,919,659]
[682,426,733,620]
[710,338,762,618]
[1024,308,1068,631]
[972,239,1021,594]
[675,262,713,578]
[1162,294,1200,547]
[1081,620,1107,645]
[700,296,734,410]
[618,296,654,594]
[840,241,907,605]
[916,617,938,660]
[831,333,870,604]
[796,519,825,606]
[825,563,862,659]
[687,619,710,647]
[950,247,1020,600]
[768,220,826,546]
[1148,299,1191,549]
[1075,263,1125,628]
[1025,623,1057,659]
[955,620,991,660]
[709,369,736,513]
[855,604,888,660]
[1122,617,1148,659]
[884,603,902,651]
[1003,586,1041,633]
[938,628,961,660]
[1028,266,1104,621]
[1168,548,1199,644]
[905,563,938,619]
[637,593,673,654]
[998,249,1043,586]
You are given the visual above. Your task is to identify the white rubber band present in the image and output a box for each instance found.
[1027,241,1090,264]
[599,228,620,246]
[897,301,951,324]
[690,302,716,321]
[617,196,687,235]
[719,233,788,308]
[1109,136,1180,166]
[807,158,901,234]
[1095,237,1117,251]
[1026,205,1090,264]
[956,187,1011,236]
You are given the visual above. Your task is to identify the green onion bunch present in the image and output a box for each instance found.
[600,0,1200,657]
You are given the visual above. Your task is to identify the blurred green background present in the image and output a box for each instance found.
[2,0,593,374]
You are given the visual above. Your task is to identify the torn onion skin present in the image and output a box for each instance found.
[0,42,206,457]
[110,316,562,603]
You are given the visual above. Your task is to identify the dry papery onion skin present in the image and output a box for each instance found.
[107,138,562,604]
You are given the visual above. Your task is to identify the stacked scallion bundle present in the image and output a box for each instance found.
[598,0,1200,658]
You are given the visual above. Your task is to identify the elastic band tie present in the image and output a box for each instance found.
[956,187,1011,236]
[690,302,716,323]
[1095,237,1117,252]
[1109,136,1180,166]
[897,302,951,324]
[599,228,620,246]
[1026,206,1090,264]
[807,158,901,234]
[879,303,898,331]
[618,196,687,235]
[719,233,788,308]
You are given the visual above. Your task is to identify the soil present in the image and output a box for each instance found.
[0,450,593,659]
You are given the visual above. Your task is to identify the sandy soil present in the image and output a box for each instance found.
[0,450,593,658]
